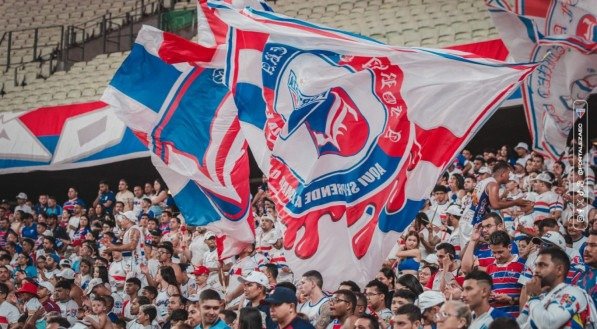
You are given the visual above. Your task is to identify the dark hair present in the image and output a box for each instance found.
[55,279,73,290]
[199,289,222,303]
[488,317,520,329]
[159,266,180,291]
[365,279,388,298]
[464,270,493,289]
[482,212,503,225]
[538,247,570,274]
[436,242,456,259]
[219,309,236,325]
[339,280,361,293]
[158,243,174,256]
[303,270,324,289]
[171,309,189,322]
[95,265,110,284]
[276,282,297,293]
[395,304,422,323]
[262,263,278,280]
[590,230,597,237]
[378,267,396,289]
[488,230,511,247]
[393,289,417,304]
[93,296,107,306]
[126,277,142,288]
[415,212,430,226]
[492,160,511,174]
[140,305,157,322]
[335,289,357,313]
[47,316,72,328]
[432,184,449,193]
[239,307,263,329]
[0,283,9,295]
[396,274,424,296]
[357,313,380,329]
[142,286,158,299]
[538,218,559,233]
[451,174,465,190]
[136,295,151,305]
[154,178,168,193]
[104,295,115,309]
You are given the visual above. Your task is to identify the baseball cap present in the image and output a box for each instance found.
[204,231,216,240]
[416,291,445,310]
[238,271,269,287]
[59,259,72,268]
[261,214,275,222]
[193,266,210,276]
[444,205,462,217]
[84,278,105,295]
[117,211,137,222]
[422,254,439,267]
[38,281,55,294]
[478,166,492,175]
[15,192,28,200]
[531,231,566,250]
[57,268,75,280]
[515,142,529,151]
[508,173,518,182]
[265,287,297,305]
[532,172,553,184]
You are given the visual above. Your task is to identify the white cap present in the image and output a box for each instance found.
[238,271,269,287]
[204,231,216,240]
[59,259,71,268]
[57,268,75,280]
[38,281,54,294]
[261,214,275,222]
[416,291,445,310]
[118,211,137,222]
[422,254,439,266]
[532,231,566,250]
[478,166,492,175]
[515,142,529,151]
[445,205,463,217]
[16,192,28,200]
[42,230,53,237]
[508,173,518,182]
[532,172,553,185]
[84,278,105,295]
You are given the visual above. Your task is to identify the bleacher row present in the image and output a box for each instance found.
[0,0,499,112]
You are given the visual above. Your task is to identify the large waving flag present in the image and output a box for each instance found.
[196,0,272,47]
[101,25,254,259]
[210,3,537,289]
[488,0,597,158]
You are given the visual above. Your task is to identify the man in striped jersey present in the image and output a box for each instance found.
[462,270,509,329]
[485,231,524,317]
[461,213,519,273]
[531,172,563,221]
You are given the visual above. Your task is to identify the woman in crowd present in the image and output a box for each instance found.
[395,232,421,276]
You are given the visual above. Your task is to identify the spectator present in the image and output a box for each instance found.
[63,187,86,214]
[435,300,471,329]
[93,180,116,214]
[197,289,229,329]
[485,231,524,316]
[116,179,135,212]
[238,271,276,329]
[391,289,417,314]
[298,270,331,329]
[488,317,520,329]
[517,247,593,329]
[415,291,445,329]
[392,304,422,329]
[267,286,314,329]
[530,172,563,221]
[327,289,357,329]
[432,243,458,292]
[462,270,508,329]
[364,279,392,327]
[354,313,379,329]
[576,230,597,307]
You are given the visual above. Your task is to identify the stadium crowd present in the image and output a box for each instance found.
[0,140,596,329]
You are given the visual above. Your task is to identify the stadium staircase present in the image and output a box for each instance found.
[0,0,499,112]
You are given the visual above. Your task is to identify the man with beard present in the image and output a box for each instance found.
[327,290,357,329]
[196,289,229,329]
[575,230,597,308]
[517,248,594,329]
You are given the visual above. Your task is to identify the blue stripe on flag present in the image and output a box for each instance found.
[236,82,267,128]
[110,43,183,113]
[174,181,220,226]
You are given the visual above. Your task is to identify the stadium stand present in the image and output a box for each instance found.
[0,0,499,112]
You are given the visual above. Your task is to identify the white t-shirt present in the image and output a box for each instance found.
[0,300,20,323]
[57,299,79,325]
[116,190,135,211]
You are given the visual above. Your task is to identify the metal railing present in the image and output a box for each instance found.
[0,25,64,72]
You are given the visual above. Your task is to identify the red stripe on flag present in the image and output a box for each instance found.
[19,101,108,136]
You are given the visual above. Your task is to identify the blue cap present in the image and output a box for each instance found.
[265,287,297,305]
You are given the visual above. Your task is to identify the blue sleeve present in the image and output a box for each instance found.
[108,191,116,202]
